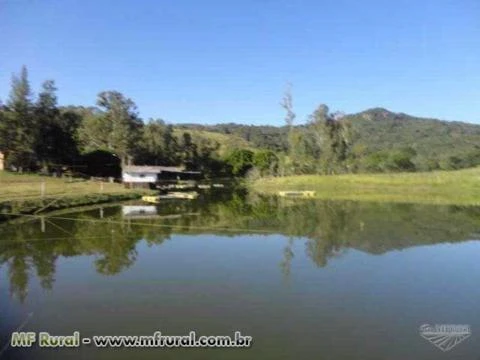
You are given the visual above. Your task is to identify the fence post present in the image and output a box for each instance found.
[40,182,45,198]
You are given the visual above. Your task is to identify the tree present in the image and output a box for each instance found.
[281,83,295,128]
[4,66,36,170]
[225,149,254,176]
[180,132,198,168]
[77,109,111,152]
[35,80,61,170]
[361,148,416,173]
[78,91,142,166]
[289,128,316,174]
[253,150,279,176]
[280,83,296,163]
[162,124,179,164]
[308,104,351,174]
[195,137,222,175]
[0,101,8,153]
[136,119,167,165]
[385,147,416,172]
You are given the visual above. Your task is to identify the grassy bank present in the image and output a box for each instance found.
[0,171,148,220]
[252,167,480,205]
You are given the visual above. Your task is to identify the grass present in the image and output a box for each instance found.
[252,167,480,205]
[0,171,136,200]
[0,171,149,219]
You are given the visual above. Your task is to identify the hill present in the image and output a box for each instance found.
[175,123,290,152]
[172,127,254,157]
[174,109,480,171]
[345,108,480,170]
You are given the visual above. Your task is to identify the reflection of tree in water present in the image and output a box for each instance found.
[1,191,480,302]
[0,217,64,302]
[303,201,352,267]
[245,196,480,269]
[32,247,57,290]
[72,215,138,276]
[279,237,294,280]
[0,207,173,302]
[8,256,29,303]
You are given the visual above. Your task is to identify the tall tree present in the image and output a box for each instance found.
[0,100,7,154]
[35,80,60,169]
[136,119,167,165]
[78,91,142,166]
[309,104,351,174]
[180,132,198,168]
[195,137,221,174]
[162,124,178,164]
[280,82,297,175]
[4,66,36,170]
[281,82,295,128]
[280,83,296,158]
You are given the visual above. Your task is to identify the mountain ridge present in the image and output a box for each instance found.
[173,108,480,171]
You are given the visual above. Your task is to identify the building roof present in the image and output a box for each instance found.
[123,165,185,173]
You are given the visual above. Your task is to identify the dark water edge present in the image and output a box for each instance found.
[0,192,143,222]
[1,189,480,359]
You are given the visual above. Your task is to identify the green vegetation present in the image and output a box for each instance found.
[172,128,253,157]
[178,108,480,175]
[2,193,480,301]
[0,171,146,219]
[252,167,480,205]
[0,67,241,177]
[2,66,480,181]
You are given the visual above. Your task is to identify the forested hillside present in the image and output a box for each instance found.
[175,123,290,152]
[178,108,480,173]
[1,66,479,178]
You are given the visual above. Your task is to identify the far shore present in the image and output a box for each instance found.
[0,171,149,221]
[2,166,480,223]
[251,167,480,206]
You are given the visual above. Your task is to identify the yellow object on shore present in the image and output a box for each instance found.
[142,196,161,204]
[168,192,199,199]
[142,192,199,203]
[278,191,316,198]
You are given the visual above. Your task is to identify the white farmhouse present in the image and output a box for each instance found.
[122,165,185,188]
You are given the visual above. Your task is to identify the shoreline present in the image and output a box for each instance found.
[0,192,146,222]
[251,167,480,206]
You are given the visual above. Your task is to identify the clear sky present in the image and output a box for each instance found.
[1,0,479,125]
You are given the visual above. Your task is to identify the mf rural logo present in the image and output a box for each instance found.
[419,324,471,352]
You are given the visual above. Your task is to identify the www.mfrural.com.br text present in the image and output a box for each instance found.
[10,331,253,349]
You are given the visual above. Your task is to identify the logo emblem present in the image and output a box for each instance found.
[419,324,471,352]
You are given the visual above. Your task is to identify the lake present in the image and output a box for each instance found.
[1,190,480,359]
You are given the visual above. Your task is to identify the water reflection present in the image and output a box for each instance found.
[1,191,480,303]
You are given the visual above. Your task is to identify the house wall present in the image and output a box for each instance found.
[122,171,157,183]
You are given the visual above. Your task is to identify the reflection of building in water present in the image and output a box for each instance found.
[122,205,200,220]
[122,205,158,219]
[122,165,201,189]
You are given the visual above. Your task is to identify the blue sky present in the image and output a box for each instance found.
[1,0,479,125]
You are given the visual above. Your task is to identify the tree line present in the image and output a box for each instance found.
[3,192,479,302]
[179,98,480,175]
[0,66,277,177]
[2,66,479,179]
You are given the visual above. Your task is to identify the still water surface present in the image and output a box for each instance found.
[1,191,480,359]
